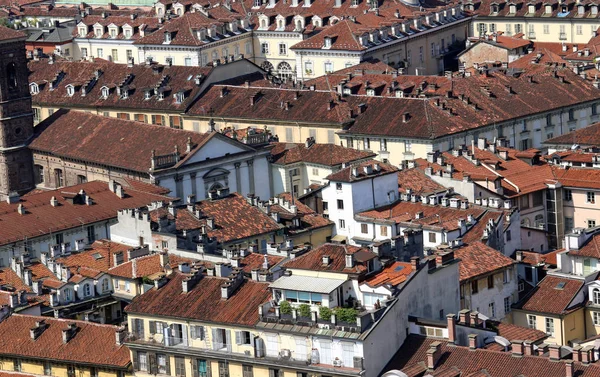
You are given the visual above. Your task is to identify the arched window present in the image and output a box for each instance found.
[534,214,544,228]
[261,19,266,28]
[521,218,531,227]
[83,283,91,297]
[277,61,293,80]
[261,61,274,72]
[209,182,223,192]
[593,288,600,305]
[29,83,39,95]
[6,63,18,90]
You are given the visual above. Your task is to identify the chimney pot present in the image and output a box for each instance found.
[468,334,478,350]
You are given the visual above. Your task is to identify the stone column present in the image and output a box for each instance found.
[190,172,197,198]
[234,162,242,193]
[247,159,255,195]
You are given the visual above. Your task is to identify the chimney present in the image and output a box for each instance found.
[30,320,47,340]
[572,345,582,362]
[115,326,126,345]
[446,314,456,343]
[459,309,470,326]
[565,360,574,377]
[537,343,549,356]
[523,341,534,356]
[469,311,480,327]
[426,341,442,369]
[511,340,524,357]
[410,256,419,271]
[468,334,478,350]
[159,252,169,267]
[548,344,561,361]
[62,323,78,343]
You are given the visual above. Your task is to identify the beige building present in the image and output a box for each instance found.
[468,0,600,44]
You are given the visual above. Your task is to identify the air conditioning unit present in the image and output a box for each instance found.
[280,349,292,359]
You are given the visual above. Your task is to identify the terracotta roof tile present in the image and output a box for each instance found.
[283,243,373,274]
[326,160,398,182]
[239,253,284,274]
[398,168,447,195]
[0,314,130,368]
[453,241,515,281]
[108,253,192,279]
[462,211,502,244]
[0,26,26,41]
[518,275,585,314]
[363,261,413,287]
[125,272,271,326]
[0,181,172,246]
[545,121,600,147]
[30,109,210,173]
[270,142,375,166]
[494,322,547,344]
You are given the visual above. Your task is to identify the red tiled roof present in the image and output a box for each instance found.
[357,201,485,232]
[363,261,413,287]
[283,243,373,274]
[462,211,502,244]
[55,240,133,274]
[0,181,172,246]
[0,26,26,41]
[567,232,600,259]
[193,193,281,244]
[270,192,333,233]
[292,20,366,51]
[453,241,515,281]
[125,272,271,326]
[397,168,447,195]
[326,160,398,182]
[519,249,562,267]
[270,142,375,166]
[108,253,192,279]
[552,166,600,190]
[239,253,285,274]
[494,322,547,344]
[544,121,600,147]
[30,109,210,173]
[518,275,585,315]
[386,335,600,377]
[0,314,130,368]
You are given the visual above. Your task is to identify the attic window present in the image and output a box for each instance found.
[367,88,375,96]
[578,5,584,14]
[92,253,103,260]
[95,27,103,38]
[101,86,109,98]
[110,28,117,38]
[592,5,598,15]
[491,4,499,13]
[79,27,87,37]
[555,282,566,290]
[253,0,260,7]
[528,4,534,13]
[174,91,185,104]
[351,0,359,6]
[124,29,131,39]
[66,85,75,96]
[324,37,332,48]
[30,83,39,95]
[509,4,516,13]
[545,4,552,13]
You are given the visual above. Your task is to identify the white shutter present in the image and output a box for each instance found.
[341,342,354,367]
[235,331,242,345]
[190,326,197,339]
[320,340,332,365]
[212,329,219,350]
[294,337,307,361]
[225,330,232,352]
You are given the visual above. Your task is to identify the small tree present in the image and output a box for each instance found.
[279,300,292,315]
[335,307,358,323]
[319,306,332,321]
[298,304,311,318]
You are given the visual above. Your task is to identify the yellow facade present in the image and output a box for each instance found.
[0,358,129,377]
[512,308,586,346]
[473,18,599,44]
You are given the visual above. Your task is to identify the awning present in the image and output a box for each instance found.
[331,234,348,243]
[270,275,345,294]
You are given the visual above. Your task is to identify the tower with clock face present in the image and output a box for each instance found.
[0,27,34,200]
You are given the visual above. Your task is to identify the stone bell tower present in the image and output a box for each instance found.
[0,26,35,201]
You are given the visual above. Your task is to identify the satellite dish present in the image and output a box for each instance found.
[571,144,580,150]
[381,370,409,377]
[494,336,510,347]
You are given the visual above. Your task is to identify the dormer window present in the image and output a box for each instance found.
[164,31,172,43]
[509,4,516,13]
[253,0,260,7]
[351,0,359,6]
[101,86,109,98]
[110,28,117,38]
[343,88,351,95]
[380,28,389,40]
[360,34,369,46]
[312,16,322,27]
[561,5,568,13]
[528,4,535,13]
[124,29,132,38]
[592,5,598,15]
[144,90,152,100]
[395,89,403,97]
[174,91,185,103]
[121,87,129,99]
[95,27,103,38]
[370,31,379,43]
[66,85,75,96]
[578,5,584,14]
[324,36,332,48]
[29,83,39,95]
[158,91,165,101]
[366,88,375,96]
[79,27,87,37]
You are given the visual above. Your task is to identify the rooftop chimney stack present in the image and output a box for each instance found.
[468,334,478,350]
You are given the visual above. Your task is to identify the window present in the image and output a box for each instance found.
[520,139,529,150]
[564,189,573,201]
[405,141,412,152]
[285,127,293,141]
[504,297,510,314]
[487,275,494,289]
[139,352,149,372]
[101,278,109,292]
[126,50,133,60]
[97,48,103,58]
[594,312,600,326]
[506,230,511,241]
[525,267,533,282]
[218,361,229,377]
[429,233,436,243]
[520,195,530,209]
[111,49,118,62]
[336,183,343,191]
[305,61,314,75]
[361,224,368,234]
[44,362,51,376]
[527,315,536,329]
[503,269,510,283]
[83,283,91,297]
[545,318,554,336]
[380,226,388,237]
[66,86,75,96]
[339,219,346,229]
[268,369,281,377]
[125,281,131,292]
[175,357,186,377]
[589,219,597,228]
[54,168,64,187]
[594,288,600,305]
[543,24,549,34]
[577,25,583,35]
[569,108,575,121]
[419,46,423,63]
[185,57,192,66]
[488,302,495,318]
[261,43,269,54]
[242,365,253,377]
[35,165,44,184]
[284,290,322,305]
[471,280,478,294]
[81,48,88,57]
[64,288,72,301]
[588,191,596,203]
[279,43,287,55]
[14,360,21,372]
[170,116,182,129]
[125,29,131,38]
[337,199,344,210]
[324,62,333,73]
[67,366,75,377]
[157,354,169,375]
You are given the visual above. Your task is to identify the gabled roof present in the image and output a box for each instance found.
[326,160,398,182]
[30,109,210,173]
[125,271,271,326]
[0,181,172,246]
[270,142,375,166]
[544,121,600,146]
[0,26,26,42]
[453,241,515,281]
[516,274,586,315]
[283,243,374,274]
[567,232,600,258]
[0,314,130,368]
[398,168,447,195]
